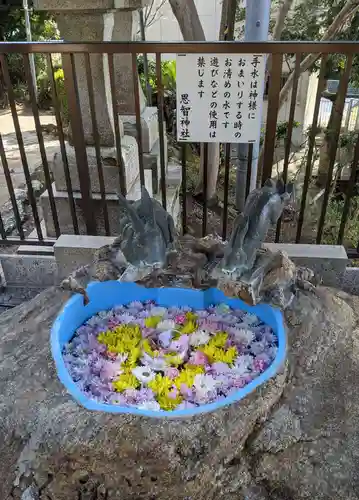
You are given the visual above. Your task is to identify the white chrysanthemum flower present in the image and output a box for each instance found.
[132,366,156,384]
[98,310,113,320]
[233,328,255,345]
[137,401,161,411]
[158,329,173,348]
[87,315,103,327]
[141,353,167,372]
[194,374,217,395]
[150,306,167,317]
[157,319,176,332]
[232,355,253,376]
[190,329,211,347]
[242,314,259,326]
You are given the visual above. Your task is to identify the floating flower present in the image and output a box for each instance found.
[137,401,162,411]
[175,314,186,325]
[132,366,156,384]
[158,329,173,348]
[188,350,209,366]
[141,352,167,371]
[113,372,140,392]
[150,306,167,317]
[164,367,180,379]
[144,316,162,328]
[157,319,176,331]
[189,329,211,347]
[230,328,255,346]
[193,374,218,403]
[148,373,173,395]
[64,300,278,412]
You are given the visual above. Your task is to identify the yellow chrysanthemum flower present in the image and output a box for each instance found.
[179,319,198,335]
[185,311,198,322]
[148,374,173,395]
[124,346,141,368]
[208,332,228,348]
[173,364,205,390]
[113,372,140,392]
[98,325,141,353]
[157,393,183,411]
[199,345,237,364]
[144,316,162,328]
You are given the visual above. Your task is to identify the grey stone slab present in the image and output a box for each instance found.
[41,173,153,237]
[52,136,139,194]
[0,255,57,288]
[122,107,159,153]
[54,235,116,279]
[264,243,348,287]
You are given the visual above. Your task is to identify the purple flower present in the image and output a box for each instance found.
[158,330,173,348]
[188,350,208,366]
[176,401,197,410]
[180,383,193,400]
[164,367,180,379]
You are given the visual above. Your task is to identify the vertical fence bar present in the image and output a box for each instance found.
[23,53,60,238]
[156,52,167,210]
[46,54,79,235]
[181,143,187,235]
[337,131,359,245]
[316,54,353,244]
[132,52,145,187]
[62,53,96,235]
[261,54,283,184]
[108,53,127,196]
[0,212,6,240]
[276,54,301,242]
[0,132,24,239]
[202,143,209,237]
[84,53,110,236]
[296,55,328,243]
[245,143,254,200]
[0,54,43,240]
[222,143,231,241]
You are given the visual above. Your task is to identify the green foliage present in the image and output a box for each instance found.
[37,66,68,123]
[323,195,359,248]
[137,56,176,94]
[137,56,177,135]
[0,9,59,96]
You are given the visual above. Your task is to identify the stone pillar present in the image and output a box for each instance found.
[56,11,115,146]
[34,0,144,237]
[112,0,160,157]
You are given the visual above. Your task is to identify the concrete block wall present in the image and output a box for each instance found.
[0,241,355,296]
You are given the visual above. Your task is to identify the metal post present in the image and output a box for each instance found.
[23,0,37,101]
[139,8,152,106]
[235,0,271,210]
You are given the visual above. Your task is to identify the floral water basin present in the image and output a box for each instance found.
[52,281,286,418]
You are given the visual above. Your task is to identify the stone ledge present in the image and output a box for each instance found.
[52,136,139,195]
[41,172,153,237]
[54,235,116,280]
[264,243,348,287]
[0,254,57,288]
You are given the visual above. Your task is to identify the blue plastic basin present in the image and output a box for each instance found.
[51,281,286,419]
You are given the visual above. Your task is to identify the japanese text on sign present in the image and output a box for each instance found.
[176,53,265,143]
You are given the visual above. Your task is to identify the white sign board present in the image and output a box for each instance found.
[176,53,265,143]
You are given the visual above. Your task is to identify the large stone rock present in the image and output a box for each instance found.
[0,286,358,499]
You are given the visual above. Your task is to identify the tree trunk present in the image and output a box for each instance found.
[266,0,295,74]
[256,0,359,185]
[317,83,347,187]
[169,0,237,202]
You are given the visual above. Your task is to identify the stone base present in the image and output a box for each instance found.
[41,172,153,237]
[263,243,348,287]
[54,235,116,280]
[143,135,168,194]
[51,135,139,195]
[122,106,159,153]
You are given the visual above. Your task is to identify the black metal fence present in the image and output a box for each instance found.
[0,41,358,256]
